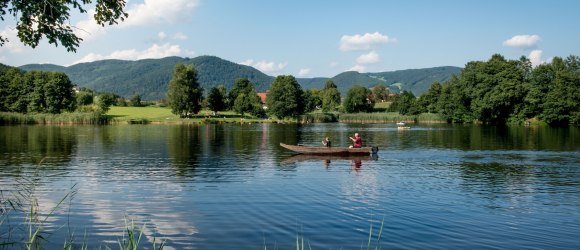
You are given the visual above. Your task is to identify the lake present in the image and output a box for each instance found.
[1,123,579,249]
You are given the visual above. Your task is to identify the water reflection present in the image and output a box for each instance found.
[0,123,579,249]
[0,125,76,168]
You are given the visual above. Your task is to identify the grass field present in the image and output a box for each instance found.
[106,106,269,124]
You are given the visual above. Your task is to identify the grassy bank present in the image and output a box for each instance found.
[106,106,270,124]
[0,112,108,125]
[1,106,448,125]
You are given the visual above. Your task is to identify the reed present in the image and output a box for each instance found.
[339,112,415,123]
[0,112,108,125]
[415,113,447,123]
[0,161,164,250]
[300,113,338,123]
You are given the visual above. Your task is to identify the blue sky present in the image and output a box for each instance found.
[1,0,578,77]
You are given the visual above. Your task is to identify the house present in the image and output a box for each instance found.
[256,92,268,109]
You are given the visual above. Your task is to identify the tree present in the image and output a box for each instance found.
[94,93,116,113]
[343,85,373,113]
[207,85,227,114]
[0,0,128,52]
[388,91,416,115]
[303,89,322,113]
[372,84,390,102]
[228,78,255,109]
[266,75,305,119]
[167,64,203,117]
[321,80,341,111]
[415,82,442,113]
[76,91,94,107]
[540,56,580,125]
[129,95,142,107]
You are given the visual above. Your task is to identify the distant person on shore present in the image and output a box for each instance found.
[349,133,362,148]
[322,137,331,147]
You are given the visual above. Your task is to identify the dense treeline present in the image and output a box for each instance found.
[0,68,75,114]
[388,54,579,126]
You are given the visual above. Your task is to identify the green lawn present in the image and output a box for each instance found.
[106,106,268,123]
[106,106,176,122]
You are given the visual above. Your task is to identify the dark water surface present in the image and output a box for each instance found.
[1,123,579,249]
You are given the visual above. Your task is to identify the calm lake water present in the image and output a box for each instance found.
[1,123,579,249]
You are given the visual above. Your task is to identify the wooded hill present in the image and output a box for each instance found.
[18,56,461,100]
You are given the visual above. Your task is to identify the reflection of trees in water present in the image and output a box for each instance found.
[168,125,201,177]
[0,126,76,169]
[416,125,579,151]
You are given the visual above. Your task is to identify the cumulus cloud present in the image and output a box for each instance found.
[298,68,311,76]
[0,26,25,53]
[528,49,545,66]
[503,34,541,48]
[240,59,288,74]
[173,32,188,40]
[349,65,366,72]
[340,32,396,51]
[74,0,199,40]
[72,43,192,65]
[158,32,167,40]
[122,0,200,27]
[356,51,380,64]
[74,9,108,41]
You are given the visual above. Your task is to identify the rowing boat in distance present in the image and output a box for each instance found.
[279,143,376,156]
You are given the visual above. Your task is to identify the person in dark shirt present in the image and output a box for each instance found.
[322,137,331,147]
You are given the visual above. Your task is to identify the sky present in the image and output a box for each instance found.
[0,0,579,77]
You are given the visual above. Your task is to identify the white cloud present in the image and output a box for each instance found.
[122,0,200,27]
[173,32,188,40]
[74,9,107,41]
[349,65,366,72]
[0,26,25,53]
[72,43,192,65]
[74,0,199,41]
[356,51,380,64]
[503,34,541,48]
[340,32,396,51]
[158,31,167,40]
[528,49,544,66]
[298,68,311,76]
[240,59,288,74]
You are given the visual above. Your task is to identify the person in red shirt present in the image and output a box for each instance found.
[349,133,362,148]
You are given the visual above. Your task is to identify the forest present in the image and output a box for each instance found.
[388,54,579,126]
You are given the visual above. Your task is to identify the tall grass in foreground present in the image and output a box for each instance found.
[263,217,385,250]
[0,112,109,125]
[1,161,164,250]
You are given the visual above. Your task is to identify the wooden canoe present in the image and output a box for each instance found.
[279,143,374,155]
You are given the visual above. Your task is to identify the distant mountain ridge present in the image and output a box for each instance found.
[18,56,461,100]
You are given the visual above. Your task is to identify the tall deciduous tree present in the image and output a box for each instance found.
[167,64,203,117]
[266,75,305,119]
[228,78,255,109]
[228,78,263,116]
[0,0,128,52]
[303,88,322,113]
[388,90,416,115]
[207,85,227,114]
[321,80,341,112]
[372,84,390,102]
[343,85,373,113]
